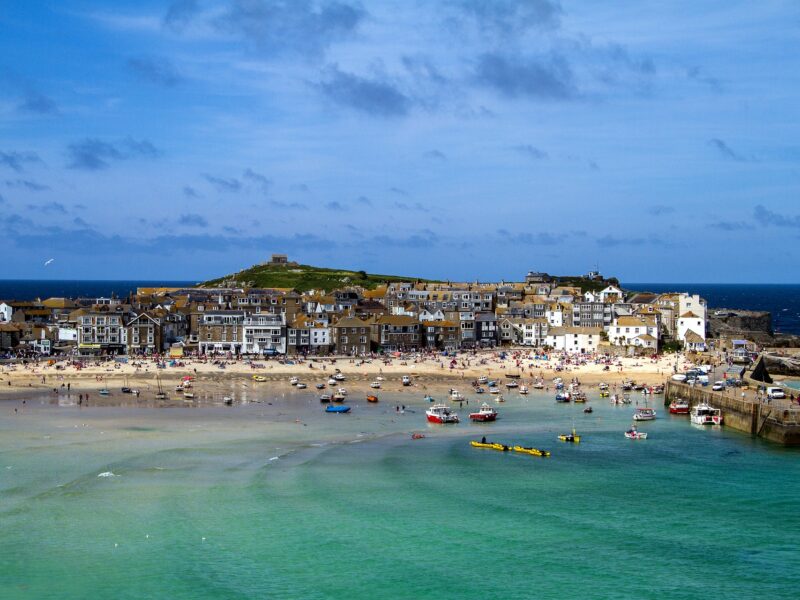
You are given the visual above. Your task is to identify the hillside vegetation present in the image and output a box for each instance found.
[201,262,440,292]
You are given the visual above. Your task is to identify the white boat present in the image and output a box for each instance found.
[337,388,347,396]
[477,375,488,384]
[183,391,195,399]
[376,376,385,381]
[633,407,656,421]
[671,374,687,382]
[449,389,464,400]
[599,382,609,391]
[625,427,648,440]
[426,404,459,424]
[519,385,529,395]
[290,377,299,386]
[505,381,519,388]
[489,387,500,395]
[296,382,307,389]
[532,380,544,389]
[328,378,338,385]
[690,403,723,425]
[333,373,346,381]
[402,375,412,386]
[370,381,381,389]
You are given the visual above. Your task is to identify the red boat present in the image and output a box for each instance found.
[426,404,459,424]
[669,399,690,414]
[469,403,498,422]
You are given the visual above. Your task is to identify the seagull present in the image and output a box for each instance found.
[44,258,55,267]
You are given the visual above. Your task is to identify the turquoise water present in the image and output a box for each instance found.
[2,390,799,599]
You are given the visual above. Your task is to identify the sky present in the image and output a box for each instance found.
[1,0,799,283]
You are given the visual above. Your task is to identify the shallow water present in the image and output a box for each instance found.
[2,388,799,599]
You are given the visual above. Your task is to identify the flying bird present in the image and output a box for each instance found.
[44,258,55,267]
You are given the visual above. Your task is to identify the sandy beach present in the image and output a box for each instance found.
[0,350,683,406]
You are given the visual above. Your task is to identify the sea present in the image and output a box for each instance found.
[1,388,799,599]
[0,280,197,301]
[626,283,800,336]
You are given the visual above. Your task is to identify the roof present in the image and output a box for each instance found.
[376,315,419,326]
[637,334,657,342]
[548,327,603,335]
[616,315,657,327]
[683,329,705,343]
[680,311,701,318]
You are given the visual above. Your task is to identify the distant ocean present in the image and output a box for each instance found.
[0,280,197,301]
[1,280,797,336]
[626,283,800,336]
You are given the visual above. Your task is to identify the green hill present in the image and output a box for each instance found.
[201,262,439,292]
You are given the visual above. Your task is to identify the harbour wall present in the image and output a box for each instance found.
[664,381,800,446]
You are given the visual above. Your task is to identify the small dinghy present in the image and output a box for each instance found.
[326,405,350,413]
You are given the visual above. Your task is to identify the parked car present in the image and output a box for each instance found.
[766,386,786,400]
[712,381,725,391]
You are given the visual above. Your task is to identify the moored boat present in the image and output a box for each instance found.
[370,381,381,389]
[513,445,550,457]
[319,394,332,403]
[296,382,307,389]
[505,381,519,388]
[316,383,325,389]
[470,440,509,451]
[426,404,459,424]
[290,376,299,385]
[449,389,464,401]
[366,395,379,403]
[252,375,267,382]
[326,405,350,413]
[633,407,656,421]
[625,426,648,440]
[332,393,346,402]
[669,399,690,414]
[477,375,488,384]
[558,428,581,443]
[469,403,498,422]
[555,392,570,402]
[519,385,529,395]
[690,403,723,425]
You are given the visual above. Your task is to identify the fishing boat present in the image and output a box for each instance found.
[290,376,299,385]
[402,375,412,386]
[470,440,509,451]
[121,376,132,394]
[513,445,550,457]
[326,405,350,413]
[583,406,593,413]
[625,426,648,440]
[296,382,307,389]
[332,393,346,402]
[319,394,332,403]
[558,428,581,443]
[532,380,545,389]
[183,391,195,399]
[669,399,690,414]
[426,404,459,424]
[316,383,325,389]
[477,375,488,384]
[573,392,587,403]
[366,395,379,403]
[489,387,501,395]
[690,403,723,425]
[519,385,529,395]
[599,382,609,391]
[327,378,338,385]
[337,388,347,396]
[155,375,167,400]
[333,373,346,381]
[370,381,381,389]
[633,407,656,421]
[505,380,519,388]
[555,392,570,403]
[469,403,498,422]
[449,389,464,401]
[252,375,267,382]
[475,387,485,394]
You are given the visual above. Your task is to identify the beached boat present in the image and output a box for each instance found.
[402,375,412,386]
[690,403,723,425]
[327,378,338,385]
[316,383,325,389]
[366,395,379,403]
[513,445,550,457]
[625,427,648,440]
[558,429,581,443]
[449,389,464,401]
[223,396,233,405]
[319,394,332,403]
[505,381,519,388]
[555,392,570,402]
[477,375,488,384]
[326,405,350,413]
[333,373,346,381]
[532,380,545,389]
[633,407,656,421]
[175,384,185,392]
[337,387,347,396]
[424,395,435,402]
[121,387,132,394]
[155,375,167,400]
[669,399,690,414]
[470,440,509,451]
[469,403,498,422]
[426,404,459,424]
[332,393,346,402]
[653,384,665,394]
[671,374,687,382]
[290,376,299,385]
[519,385,529,395]
[370,381,381,389]
[495,395,505,403]
[599,382,609,391]
[252,375,267,382]
[475,387,485,394]
[183,391,195,399]
[489,387,500,395]
[583,406,593,413]
[99,388,110,396]
[573,392,587,403]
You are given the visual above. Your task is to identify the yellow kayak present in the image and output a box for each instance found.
[512,445,551,457]
[470,441,510,451]
[252,375,267,382]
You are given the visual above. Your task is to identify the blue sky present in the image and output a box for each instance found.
[1,0,799,283]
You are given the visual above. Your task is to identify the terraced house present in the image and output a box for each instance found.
[374,315,421,351]
[198,310,245,355]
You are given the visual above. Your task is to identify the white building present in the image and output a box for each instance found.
[677,293,707,351]
[0,303,12,322]
[545,327,602,354]
[598,285,625,303]
[609,315,659,351]
[309,323,331,350]
[243,313,285,355]
[545,304,565,327]
[512,318,548,346]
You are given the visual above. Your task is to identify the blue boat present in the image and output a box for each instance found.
[325,405,351,413]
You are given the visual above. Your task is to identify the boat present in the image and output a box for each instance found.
[223,396,233,405]
[653,384,665,394]
[175,385,185,392]
[583,406,593,413]
[519,385,529,395]
[327,378,337,385]
[366,395,379,403]
[532,380,544,389]
[319,394,332,403]
[622,394,632,404]
[495,395,505,403]
[402,375,412,386]
[333,373,346,381]
[505,381,519,388]
[296,382,307,389]
[599,382,609,391]
[121,387,132,394]
[600,391,609,398]
[315,383,325,389]
[449,389,464,401]
[558,428,581,443]
[332,393,346,402]
[424,395,435,402]
[671,374,687,382]
[469,403,498,422]
[610,394,623,405]
[633,407,656,421]
[489,387,500,395]
[411,433,425,440]
[426,404,459,424]
[252,375,267,382]
[290,376,299,385]
[470,440,509,451]
[513,445,550,457]
[555,392,570,403]
[690,403,723,425]
[625,426,648,440]
[183,391,195,399]
[99,388,110,396]
[337,388,347,396]
[155,375,167,400]
[326,405,350,413]
[572,392,587,403]
[370,381,381,389]
[477,375,488,384]
[475,387,485,394]
[669,399,690,414]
